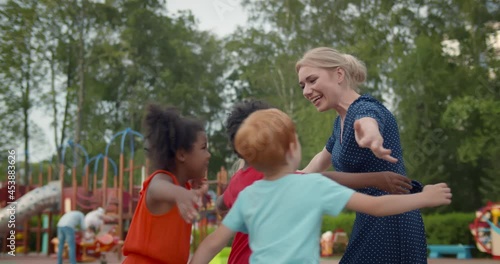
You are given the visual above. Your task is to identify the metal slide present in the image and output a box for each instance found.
[0,181,60,233]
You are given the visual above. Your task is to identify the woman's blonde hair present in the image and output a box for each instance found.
[295,47,367,90]
[234,109,296,173]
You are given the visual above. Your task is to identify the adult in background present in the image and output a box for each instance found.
[57,210,86,264]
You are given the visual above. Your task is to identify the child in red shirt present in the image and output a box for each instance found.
[122,104,210,264]
[217,99,414,264]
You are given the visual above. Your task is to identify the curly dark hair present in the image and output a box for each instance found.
[225,99,273,156]
[143,103,205,171]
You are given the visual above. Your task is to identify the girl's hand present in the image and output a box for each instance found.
[191,177,208,189]
[376,171,412,194]
[354,118,398,163]
[175,184,208,223]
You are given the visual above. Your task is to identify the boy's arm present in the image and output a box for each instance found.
[190,225,235,264]
[345,183,452,216]
[321,171,412,194]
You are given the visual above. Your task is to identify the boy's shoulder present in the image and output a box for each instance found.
[239,173,330,189]
[292,172,327,180]
[291,173,346,188]
[263,173,327,186]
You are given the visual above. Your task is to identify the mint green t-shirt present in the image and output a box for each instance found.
[222,173,355,264]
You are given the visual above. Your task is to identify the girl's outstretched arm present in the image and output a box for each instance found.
[344,183,452,216]
[321,171,412,194]
[190,225,235,264]
[147,173,207,223]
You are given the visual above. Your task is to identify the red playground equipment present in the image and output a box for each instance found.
[469,201,500,260]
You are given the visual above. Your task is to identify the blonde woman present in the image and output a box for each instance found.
[297,47,427,263]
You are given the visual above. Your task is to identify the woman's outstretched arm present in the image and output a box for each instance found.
[301,147,332,173]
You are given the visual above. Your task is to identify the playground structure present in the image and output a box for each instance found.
[469,201,500,260]
[0,127,229,259]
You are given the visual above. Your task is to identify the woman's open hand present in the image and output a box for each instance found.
[354,118,398,163]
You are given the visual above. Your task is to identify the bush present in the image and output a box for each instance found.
[423,213,475,245]
[321,213,355,235]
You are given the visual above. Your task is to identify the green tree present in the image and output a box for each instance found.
[389,0,499,211]
[0,0,46,183]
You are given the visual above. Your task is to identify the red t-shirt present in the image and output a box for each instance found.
[223,167,264,264]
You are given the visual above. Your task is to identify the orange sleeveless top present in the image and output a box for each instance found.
[122,170,192,264]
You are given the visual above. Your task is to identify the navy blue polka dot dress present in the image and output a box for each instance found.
[326,94,427,264]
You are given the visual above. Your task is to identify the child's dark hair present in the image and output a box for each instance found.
[225,99,273,155]
[143,103,205,171]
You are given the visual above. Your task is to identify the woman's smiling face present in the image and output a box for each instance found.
[298,66,345,112]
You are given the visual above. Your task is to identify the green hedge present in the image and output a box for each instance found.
[321,213,356,235]
[424,213,475,245]
[322,212,476,245]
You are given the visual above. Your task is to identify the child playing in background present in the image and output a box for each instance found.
[216,99,415,264]
[84,207,105,233]
[122,104,210,264]
[192,108,452,263]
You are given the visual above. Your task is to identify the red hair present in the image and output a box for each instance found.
[234,109,296,172]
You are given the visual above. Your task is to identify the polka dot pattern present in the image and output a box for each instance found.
[326,94,427,264]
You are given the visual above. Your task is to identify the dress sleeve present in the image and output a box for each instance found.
[325,117,339,153]
[325,135,335,154]
[354,102,386,133]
